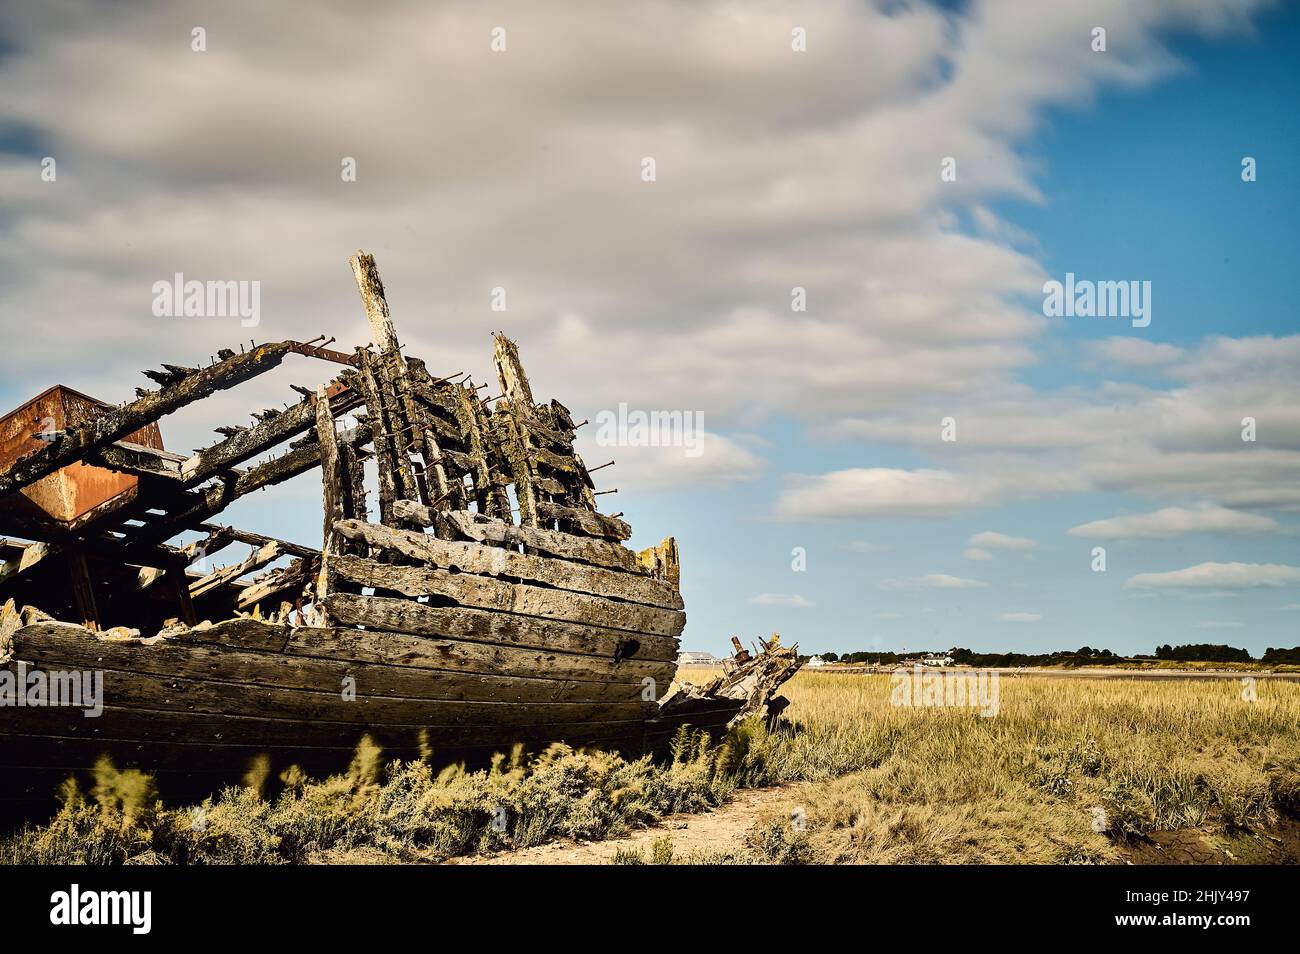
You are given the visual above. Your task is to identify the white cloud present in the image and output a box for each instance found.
[577,430,765,492]
[1125,562,1300,590]
[749,593,815,608]
[820,334,1300,515]
[963,547,994,561]
[968,531,1036,550]
[778,468,998,520]
[880,574,988,590]
[1000,612,1041,622]
[0,0,1274,461]
[1069,503,1278,540]
[1088,337,1185,369]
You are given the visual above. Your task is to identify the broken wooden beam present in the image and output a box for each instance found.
[92,441,193,480]
[179,379,357,483]
[0,341,292,497]
[195,524,317,560]
[350,251,401,356]
[0,541,54,588]
[535,501,632,541]
[188,541,282,599]
[130,422,373,546]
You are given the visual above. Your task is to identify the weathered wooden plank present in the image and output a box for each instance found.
[0,704,649,751]
[330,555,685,637]
[4,651,652,727]
[322,592,679,664]
[535,501,632,541]
[16,623,654,703]
[150,607,679,681]
[419,506,646,575]
[0,717,647,769]
[0,342,291,496]
[335,519,682,610]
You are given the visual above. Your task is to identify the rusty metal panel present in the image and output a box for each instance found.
[0,385,164,528]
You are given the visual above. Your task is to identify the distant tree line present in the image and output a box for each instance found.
[1154,643,1252,663]
[804,643,1300,667]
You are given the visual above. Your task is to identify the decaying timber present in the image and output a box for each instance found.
[0,251,799,816]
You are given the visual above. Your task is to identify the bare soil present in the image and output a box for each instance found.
[447,785,803,865]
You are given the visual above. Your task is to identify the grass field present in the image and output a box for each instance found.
[3,669,1297,864]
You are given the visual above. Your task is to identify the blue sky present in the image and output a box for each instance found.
[1,1,1298,657]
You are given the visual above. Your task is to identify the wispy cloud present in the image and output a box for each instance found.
[749,593,815,608]
[1069,504,1278,540]
[1125,562,1300,590]
[881,574,987,591]
[969,531,1037,551]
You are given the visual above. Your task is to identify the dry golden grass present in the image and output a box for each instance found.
[739,671,1300,863]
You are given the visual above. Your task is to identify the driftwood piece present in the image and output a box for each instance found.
[655,636,803,732]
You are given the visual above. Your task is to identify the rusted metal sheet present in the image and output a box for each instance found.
[0,385,164,530]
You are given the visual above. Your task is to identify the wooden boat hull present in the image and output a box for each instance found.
[0,607,677,812]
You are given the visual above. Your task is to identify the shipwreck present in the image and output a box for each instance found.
[0,252,800,814]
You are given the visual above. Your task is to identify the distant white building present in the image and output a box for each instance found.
[923,654,954,667]
[806,656,828,668]
[677,651,720,666]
